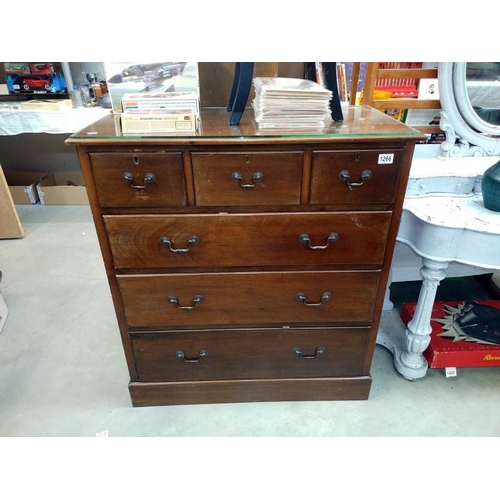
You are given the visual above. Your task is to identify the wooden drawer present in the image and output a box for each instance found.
[104,211,391,269]
[132,326,371,381]
[117,270,380,328]
[191,151,303,206]
[310,149,402,205]
[90,152,186,207]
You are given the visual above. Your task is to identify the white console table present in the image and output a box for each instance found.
[378,153,500,380]
[0,106,110,135]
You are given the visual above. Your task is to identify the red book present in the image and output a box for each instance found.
[400,300,500,369]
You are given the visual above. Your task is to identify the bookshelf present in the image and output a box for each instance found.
[350,62,442,135]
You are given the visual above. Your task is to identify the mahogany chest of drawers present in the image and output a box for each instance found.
[67,106,423,407]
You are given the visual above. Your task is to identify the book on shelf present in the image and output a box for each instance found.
[375,62,423,97]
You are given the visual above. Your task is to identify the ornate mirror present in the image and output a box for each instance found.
[439,62,500,157]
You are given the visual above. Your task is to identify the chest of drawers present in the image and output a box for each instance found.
[67,106,423,407]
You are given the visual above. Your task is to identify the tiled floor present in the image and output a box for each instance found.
[1,204,499,437]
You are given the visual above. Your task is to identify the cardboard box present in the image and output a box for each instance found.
[4,62,68,97]
[104,62,200,114]
[0,102,22,110]
[121,91,199,114]
[121,109,198,134]
[3,170,45,204]
[36,171,89,205]
[401,301,500,369]
[19,99,72,111]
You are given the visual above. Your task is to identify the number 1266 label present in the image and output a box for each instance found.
[378,153,394,164]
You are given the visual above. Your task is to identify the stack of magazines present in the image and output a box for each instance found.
[252,77,333,129]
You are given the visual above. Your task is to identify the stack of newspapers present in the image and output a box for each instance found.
[252,77,333,129]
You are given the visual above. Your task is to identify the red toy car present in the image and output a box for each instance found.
[21,76,52,90]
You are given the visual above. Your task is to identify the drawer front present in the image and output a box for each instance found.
[310,149,402,205]
[191,151,303,206]
[117,270,380,328]
[90,152,186,207]
[132,326,371,381]
[104,212,391,269]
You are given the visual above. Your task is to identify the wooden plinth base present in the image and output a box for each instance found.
[129,376,372,407]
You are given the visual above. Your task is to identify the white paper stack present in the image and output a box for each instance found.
[252,77,333,129]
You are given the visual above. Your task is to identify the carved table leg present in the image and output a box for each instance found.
[378,258,449,380]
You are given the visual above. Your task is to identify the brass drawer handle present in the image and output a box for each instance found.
[299,232,338,250]
[122,172,157,189]
[231,171,263,188]
[339,169,372,190]
[296,292,331,307]
[175,349,208,363]
[159,235,200,253]
[292,347,326,359]
[167,294,204,310]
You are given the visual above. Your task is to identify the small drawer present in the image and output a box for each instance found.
[104,211,391,269]
[117,270,380,328]
[191,151,303,206]
[310,149,402,205]
[90,152,186,207]
[132,326,371,382]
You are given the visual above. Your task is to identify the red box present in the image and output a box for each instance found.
[400,300,500,369]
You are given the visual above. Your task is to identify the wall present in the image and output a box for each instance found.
[198,62,303,107]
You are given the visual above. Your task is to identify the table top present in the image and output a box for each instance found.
[66,106,425,146]
[404,194,500,233]
[0,106,110,135]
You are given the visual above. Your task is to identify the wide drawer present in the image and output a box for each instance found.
[117,270,380,328]
[310,149,402,205]
[191,151,303,206]
[90,152,186,207]
[132,326,371,381]
[104,212,391,269]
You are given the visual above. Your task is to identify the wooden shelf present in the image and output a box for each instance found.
[350,63,441,135]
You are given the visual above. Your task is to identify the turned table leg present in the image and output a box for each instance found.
[400,258,449,378]
[378,258,449,380]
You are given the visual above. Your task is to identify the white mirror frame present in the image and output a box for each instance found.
[439,62,500,157]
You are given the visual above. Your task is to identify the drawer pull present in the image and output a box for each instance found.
[159,235,200,253]
[175,349,208,362]
[339,169,372,190]
[122,172,157,189]
[292,347,326,359]
[299,232,338,250]
[296,291,331,307]
[167,294,204,310]
[231,171,263,188]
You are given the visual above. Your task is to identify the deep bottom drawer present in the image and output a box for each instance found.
[132,327,371,382]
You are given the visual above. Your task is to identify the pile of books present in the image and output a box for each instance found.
[252,77,333,129]
[120,91,200,134]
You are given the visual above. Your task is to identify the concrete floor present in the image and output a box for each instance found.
[1,204,499,437]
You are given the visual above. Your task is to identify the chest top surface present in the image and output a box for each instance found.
[66,106,424,147]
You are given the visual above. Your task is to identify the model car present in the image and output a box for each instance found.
[21,76,52,90]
